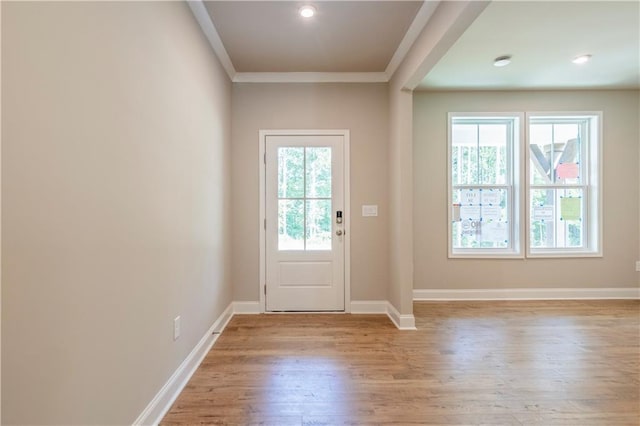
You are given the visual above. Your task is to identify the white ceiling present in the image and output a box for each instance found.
[203,1,423,73]
[193,0,640,90]
[419,1,640,90]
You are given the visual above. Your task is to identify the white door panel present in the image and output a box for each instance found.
[265,134,345,311]
[278,262,332,287]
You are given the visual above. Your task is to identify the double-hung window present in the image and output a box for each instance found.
[448,111,602,258]
[448,113,522,257]
[527,113,602,256]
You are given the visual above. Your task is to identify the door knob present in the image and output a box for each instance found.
[336,230,343,236]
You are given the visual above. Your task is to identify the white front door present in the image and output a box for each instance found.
[265,134,346,311]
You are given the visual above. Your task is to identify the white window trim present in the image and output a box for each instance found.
[525,111,603,258]
[448,111,603,259]
[447,112,525,259]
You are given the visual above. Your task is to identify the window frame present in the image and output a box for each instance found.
[525,111,603,257]
[447,112,525,259]
[448,111,603,259]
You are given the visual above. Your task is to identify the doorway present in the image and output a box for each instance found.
[259,130,350,312]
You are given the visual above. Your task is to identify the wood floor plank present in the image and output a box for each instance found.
[161,300,639,425]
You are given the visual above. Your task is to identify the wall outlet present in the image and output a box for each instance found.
[173,316,181,341]
[636,261,640,272]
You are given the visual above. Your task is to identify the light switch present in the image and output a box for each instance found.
[362,205,378,217]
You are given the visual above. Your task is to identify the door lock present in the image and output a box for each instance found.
[336,229,343,236]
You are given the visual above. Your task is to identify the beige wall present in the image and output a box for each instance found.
[2,2,232,424]
[231,83,389,302]
[387,1,489,316]
[413,90,640,290]
[387,86,414,314]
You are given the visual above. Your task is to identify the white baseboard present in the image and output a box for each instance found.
[133,302,234,426]
[233,301,262,314]
[386,302,417,330]
[232,299,420,330]
[413,287,640,301]
[351,300,416,330]
[350,300,389,314]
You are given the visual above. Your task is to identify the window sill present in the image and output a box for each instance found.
[526,250,603,259]
[449,252,524,259]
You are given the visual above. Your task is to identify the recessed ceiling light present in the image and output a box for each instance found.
[572,54,592,65]
[299,5,316,18]
[493,55,512,67]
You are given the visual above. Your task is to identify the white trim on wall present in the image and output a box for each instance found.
[187,1,236,80]
[234,72,388,84]
[229,300,416,331]
[385,0,439,79]
[351,300,417,330]
[343,134,352,313]
[413,287,640,301]
[386,302,417,330]
[133,303,234,426]
[259,132,266,313]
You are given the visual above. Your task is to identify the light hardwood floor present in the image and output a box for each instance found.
[162,300,640,425]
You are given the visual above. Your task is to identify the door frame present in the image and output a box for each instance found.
[259,129,351,313]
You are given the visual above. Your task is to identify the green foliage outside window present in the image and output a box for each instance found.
[278,147,332,250]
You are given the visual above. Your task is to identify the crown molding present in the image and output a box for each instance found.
[187,0,236,81]
[233,72,388,84]
[385,0,439,80]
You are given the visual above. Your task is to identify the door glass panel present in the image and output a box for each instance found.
[305,147,332,197]
[278,147,304,198]
[277,145,333,251]
[278,200,304,250]
[306,199,332,250]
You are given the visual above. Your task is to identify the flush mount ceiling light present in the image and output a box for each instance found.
[572,54,592,64]
[299,5,316,18]
[493,55,512,67]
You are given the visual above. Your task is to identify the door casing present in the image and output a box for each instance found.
[259,129,350,313]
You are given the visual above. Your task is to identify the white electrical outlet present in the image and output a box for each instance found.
[636,261,640,272]
[173,316,181,340]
